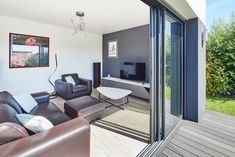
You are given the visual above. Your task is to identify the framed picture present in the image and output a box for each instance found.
[108,39,118,59]
[9,33,49,68]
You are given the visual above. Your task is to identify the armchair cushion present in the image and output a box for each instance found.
[73,85,88,93]
[62,73,80,85]
[65,76,76,85]
[0,122,29,146]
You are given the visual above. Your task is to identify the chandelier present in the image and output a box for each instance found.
[71,11,86,36]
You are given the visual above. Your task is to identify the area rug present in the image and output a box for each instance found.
[93,110,150,143]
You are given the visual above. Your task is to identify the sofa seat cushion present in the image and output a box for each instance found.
[29,102,71,126]
[46,113,71,126]
[73,85,87,93]
[0,104,20,125]
[29,102,61,117]
[0,122,29,146]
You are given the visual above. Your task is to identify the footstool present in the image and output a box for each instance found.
[64,96,105,122]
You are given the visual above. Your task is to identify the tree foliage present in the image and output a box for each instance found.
[25,53,48,67]
[207,12,235,95]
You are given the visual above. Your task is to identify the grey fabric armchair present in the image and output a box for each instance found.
[55,73,92,100]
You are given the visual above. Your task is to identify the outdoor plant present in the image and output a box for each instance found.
[207,12,235,95]
[206,51,231,96]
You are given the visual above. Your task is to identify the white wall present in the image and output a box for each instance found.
[186,0,206,25]
[0,16,102,94]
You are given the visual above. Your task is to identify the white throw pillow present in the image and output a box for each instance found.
[65,76,76,85]
[13,93,38,113]
[16,114,54,133]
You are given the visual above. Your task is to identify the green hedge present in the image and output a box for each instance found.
[206,12,235,96]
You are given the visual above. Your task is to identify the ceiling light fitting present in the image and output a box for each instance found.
[71,11,87,36]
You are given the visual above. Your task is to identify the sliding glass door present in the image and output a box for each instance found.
[163,13,183,136]
[149,6,183,142]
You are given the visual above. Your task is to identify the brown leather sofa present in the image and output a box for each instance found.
[0,91,90,157]
[0,91,70,126]
[55,73,92,100]
[0,118,90,157]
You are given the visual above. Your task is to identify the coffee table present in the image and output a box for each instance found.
[96,87,132,110]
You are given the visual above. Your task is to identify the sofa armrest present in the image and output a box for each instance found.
[31,91,50,104]
[79,78,92,91]
[55,79,73,100]
[0,118,90,157]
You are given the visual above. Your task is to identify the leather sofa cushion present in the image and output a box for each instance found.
[30,102,61,116]
[0,91,23,113]
[46,113,71,126]
[62,74,80,85]
[29,102,71,126]
[0,122,29,146]
[0,104,21,125]
[73,85,88,93]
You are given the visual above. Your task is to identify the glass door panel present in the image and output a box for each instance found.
[164,13,182,136]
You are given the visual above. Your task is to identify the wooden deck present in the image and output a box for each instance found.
[160,110,235,157]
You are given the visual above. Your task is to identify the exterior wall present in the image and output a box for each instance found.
[0,16,102,94]
[186,0,206,25]
[185,18,206,122]
[102,25,150,82]
[197,18,206,120]
[163,0,206,25]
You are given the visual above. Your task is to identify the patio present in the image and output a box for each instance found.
[160,110,235,157]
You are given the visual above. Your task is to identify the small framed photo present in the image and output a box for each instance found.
[108,39,118,59]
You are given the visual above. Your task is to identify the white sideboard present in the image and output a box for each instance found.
[102,77,150,100]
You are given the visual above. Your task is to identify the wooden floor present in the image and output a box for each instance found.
[160,110,235,157]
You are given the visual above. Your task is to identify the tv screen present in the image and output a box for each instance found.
[120,62,146,82]
[136,63,146,81]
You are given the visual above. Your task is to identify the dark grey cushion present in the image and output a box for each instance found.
[73,85,88,93]
[0,91,23,114]
[0,104,21,125]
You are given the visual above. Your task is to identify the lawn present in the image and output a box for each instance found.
[206,96,235,116]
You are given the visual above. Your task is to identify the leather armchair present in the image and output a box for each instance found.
[0,118,90,157]
[55,73,92,100]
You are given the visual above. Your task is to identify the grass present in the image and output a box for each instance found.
[206,96,235,116]
[165,86,171,100]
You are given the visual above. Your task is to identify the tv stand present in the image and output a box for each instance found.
[101,77,150,100]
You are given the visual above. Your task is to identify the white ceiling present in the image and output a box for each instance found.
[0,0,150,34]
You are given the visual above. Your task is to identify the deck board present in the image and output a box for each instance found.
[166,143,197,157]
[160,110,235,157]
[162,148,182,157]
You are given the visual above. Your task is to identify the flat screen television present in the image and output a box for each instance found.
[120,62,146,82]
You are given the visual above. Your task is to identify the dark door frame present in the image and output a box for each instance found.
[138,0,185,156]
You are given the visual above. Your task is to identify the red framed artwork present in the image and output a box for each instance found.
[9,33,50,68]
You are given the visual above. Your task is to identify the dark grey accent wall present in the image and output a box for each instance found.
[185,18,206,122]
[102,25,150,82]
